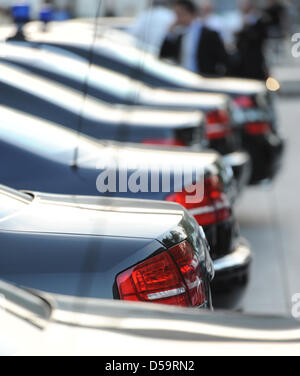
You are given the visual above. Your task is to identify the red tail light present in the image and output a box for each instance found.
[116,241,207,308]
[166,176,231,226]
[206,110,232,140]
[234,96,255,109]
[142,139,186,147]
[246,122,271,135]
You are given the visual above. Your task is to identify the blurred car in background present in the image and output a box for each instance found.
[0,106,251,308]
[0,4,294,358]
[0,185,213,308]
[0,280,299,356]
[0,60,251,193]
[0,60,206,147]
[14,26,284,184]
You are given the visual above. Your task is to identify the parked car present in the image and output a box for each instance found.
[0,60,251,193]
[0,43,240,157]
[0,106,251,308]
[0,185,213,307]
[0,280,299,356]
[16,28,284,184]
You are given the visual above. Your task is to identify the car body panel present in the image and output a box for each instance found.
[0,43,244,158]
[0,191,186,239]
[0,50,251,188]
[0,61,206,144]
[16,30,266,96]
[0,104,227,258]
[0,186,212,300]
[0,281,299,356]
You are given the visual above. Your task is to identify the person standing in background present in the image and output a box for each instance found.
[129,0,176,53]
[160,0,228,76]
[232,0,269,80]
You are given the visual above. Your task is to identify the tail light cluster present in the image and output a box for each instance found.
[206,109,232,140]
[117,241,207,308]
[166,176,231,226]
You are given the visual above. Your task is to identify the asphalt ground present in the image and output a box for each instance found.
[238,96,300,316]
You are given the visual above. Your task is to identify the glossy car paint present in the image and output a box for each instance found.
[0,48,251,189]
[0,61,206,147]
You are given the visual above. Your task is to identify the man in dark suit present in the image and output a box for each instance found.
[233,0,269,80]
[160,0,228,77]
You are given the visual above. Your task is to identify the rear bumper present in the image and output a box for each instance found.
[242,132,285,185]
[211,240,252,310]
[223,151,252,194]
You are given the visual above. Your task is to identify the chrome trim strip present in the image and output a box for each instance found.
[147,288,186,301]
[213,241,252,273]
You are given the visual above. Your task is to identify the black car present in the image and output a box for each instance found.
[18,29,284,184]
[0,106,251,308]
[0,60,251,192]
[0,185,213,307]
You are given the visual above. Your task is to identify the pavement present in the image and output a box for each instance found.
[269,39,300,96]
[238,96,300,316]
